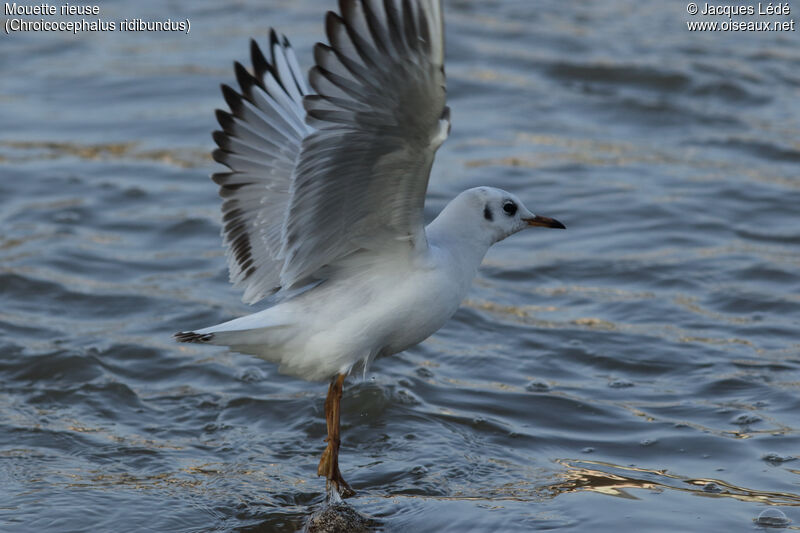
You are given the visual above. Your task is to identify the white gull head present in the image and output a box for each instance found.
[428,186,565,248]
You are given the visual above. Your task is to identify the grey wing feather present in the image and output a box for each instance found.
[278,0,449,289]
[213,31,313,304]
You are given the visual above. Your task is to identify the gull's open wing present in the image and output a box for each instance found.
[212,32,313,304]
[278,0,449,289]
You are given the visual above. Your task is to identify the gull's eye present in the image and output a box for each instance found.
[503,201,517,216]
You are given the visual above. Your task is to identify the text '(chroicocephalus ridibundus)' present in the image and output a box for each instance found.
[175,0,565,498]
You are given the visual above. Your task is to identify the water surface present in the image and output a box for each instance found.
[1,0,799,531]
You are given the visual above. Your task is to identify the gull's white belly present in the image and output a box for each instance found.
[279,247,472,379]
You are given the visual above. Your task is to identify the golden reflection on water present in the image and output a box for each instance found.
[457,131,800,190]
[0,140,210,168]
[550,458,800,507]
[464,294,762,353]
[366,455,800,526]
[54,460,309,500]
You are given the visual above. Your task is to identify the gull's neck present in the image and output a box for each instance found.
[425,202,494,277]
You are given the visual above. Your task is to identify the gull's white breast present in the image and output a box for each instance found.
[268,244,474,380]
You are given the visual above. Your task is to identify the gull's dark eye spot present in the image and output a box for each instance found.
[503,201,517,216]
[483,205,493,221]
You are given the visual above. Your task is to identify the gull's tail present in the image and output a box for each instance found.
[174,308,288,350]
[173,308,333,379]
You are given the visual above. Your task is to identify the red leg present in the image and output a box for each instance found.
[317,373,355,498]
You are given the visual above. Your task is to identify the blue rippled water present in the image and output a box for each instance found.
[1,1,799,531]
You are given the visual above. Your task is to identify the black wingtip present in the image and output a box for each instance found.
[337,0,352,19]
[325,11,344,42]
[211,171,233,186]
[233,60,247,79]
[215,108,234,128]
[313,42,334,67]
[220,84,242,114]
[212,130,229,150]
[174,331,214,343]
[233,61,258,96]
[268,29,281,69]
[250,38,270,83]
[212,147,232,167]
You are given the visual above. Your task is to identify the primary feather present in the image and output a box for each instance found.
[212,31,312,304]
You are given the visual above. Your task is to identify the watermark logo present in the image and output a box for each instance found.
[4,2,191,35]
[686,2,796,31]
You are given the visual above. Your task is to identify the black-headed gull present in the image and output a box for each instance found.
[176,0,565,498]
